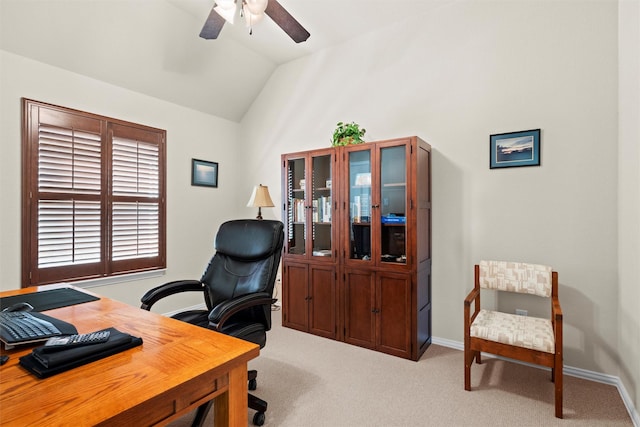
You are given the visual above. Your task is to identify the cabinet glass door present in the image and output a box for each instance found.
[348,150,372,261]
[311,154,333,258]
[379,145,407,264]
[286,157,306,255]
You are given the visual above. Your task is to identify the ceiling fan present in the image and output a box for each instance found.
[199,0,310,43]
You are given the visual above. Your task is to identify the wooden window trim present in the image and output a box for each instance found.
[21,98,166,287]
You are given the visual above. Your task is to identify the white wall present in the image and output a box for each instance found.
[618,0,640,415]
[0,51,246,312]
[239,0,621,377]
[1,0,637,417]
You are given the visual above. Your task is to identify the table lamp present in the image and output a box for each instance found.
[247,184,275,220]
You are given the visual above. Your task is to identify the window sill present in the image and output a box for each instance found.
[55,269,167,289]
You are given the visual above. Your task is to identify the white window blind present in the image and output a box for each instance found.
[38,200,101,267]
[112,136,160,261]
[38,125,102,194]
[112,137,159,197]
[37,124,102,268]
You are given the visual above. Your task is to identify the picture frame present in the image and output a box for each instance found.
[191,158,218,187]
[490,129,541,169]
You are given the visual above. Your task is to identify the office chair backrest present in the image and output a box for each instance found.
[200,219,284,329]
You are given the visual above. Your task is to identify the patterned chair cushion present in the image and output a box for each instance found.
[470,309,555,353]
[479,260,552,298]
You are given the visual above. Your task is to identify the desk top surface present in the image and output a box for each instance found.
[0,285,259,426]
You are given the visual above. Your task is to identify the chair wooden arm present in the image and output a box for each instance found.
[464,288,480,328]
[464,288,479,306]
[552,296,563,347]
[552,297,563,318]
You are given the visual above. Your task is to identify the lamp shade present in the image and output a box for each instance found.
[247,184,275,220]
[247,184,275,208]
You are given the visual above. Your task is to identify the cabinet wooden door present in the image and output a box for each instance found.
[343,268,412,358]
[343,268,376,349]
[282,262,308,332]
[377,271,412,358]
[341,140,412,271]
[282,149,336,262]
[282,262,336,339]
[309,265,336,338]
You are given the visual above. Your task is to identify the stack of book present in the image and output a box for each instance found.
[312,196,332,223]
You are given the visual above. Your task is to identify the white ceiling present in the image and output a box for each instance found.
[0,0,449,122]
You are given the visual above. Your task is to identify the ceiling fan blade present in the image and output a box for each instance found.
[199,7,226,39]
[265,0,310,43]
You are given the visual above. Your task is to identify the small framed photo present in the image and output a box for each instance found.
[191,158,218,187]
[490,129,541,169]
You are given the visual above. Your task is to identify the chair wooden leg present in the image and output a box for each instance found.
[464,348,472,391]
[554,363,563,418]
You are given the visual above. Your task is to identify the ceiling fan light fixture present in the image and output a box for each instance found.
[216,0,237,10]
[242,4,265,28]
[200,0,310,43]
[244,0,268,15]
[214,4,236,24]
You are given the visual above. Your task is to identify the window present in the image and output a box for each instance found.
[22,99,166,287]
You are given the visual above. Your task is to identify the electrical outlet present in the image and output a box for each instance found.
[515,309,528,316]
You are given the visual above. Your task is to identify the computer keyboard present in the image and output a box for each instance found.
[0,311,63,345]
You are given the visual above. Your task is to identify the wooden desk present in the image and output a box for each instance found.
[0,285,259,426]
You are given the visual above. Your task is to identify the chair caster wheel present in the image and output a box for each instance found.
[249,378,257,391]
[253,411,265,426]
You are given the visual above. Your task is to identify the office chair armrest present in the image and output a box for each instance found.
[208,292,276,331]
[140,280,204,310]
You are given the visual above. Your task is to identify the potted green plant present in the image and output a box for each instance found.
[331,121,366,146]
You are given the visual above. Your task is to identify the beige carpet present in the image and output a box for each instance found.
[172,309,632,426]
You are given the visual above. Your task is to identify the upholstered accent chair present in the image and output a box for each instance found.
[464,260,563,418]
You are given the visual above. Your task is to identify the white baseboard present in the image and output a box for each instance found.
[432,337,639,426]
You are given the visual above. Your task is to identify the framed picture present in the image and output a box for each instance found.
[191,158,218,187]
[490,129,541,169]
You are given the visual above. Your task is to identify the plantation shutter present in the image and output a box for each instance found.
[37,123,103,270]
[110,124,162,272]
[22,99,165,287]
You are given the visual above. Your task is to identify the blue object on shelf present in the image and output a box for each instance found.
[381,215,405,224]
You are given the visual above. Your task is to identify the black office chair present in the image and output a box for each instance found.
[140,219,284,426]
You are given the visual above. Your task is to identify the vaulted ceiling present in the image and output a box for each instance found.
[0,0,447,122]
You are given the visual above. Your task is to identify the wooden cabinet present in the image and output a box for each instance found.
[281,136,431,361]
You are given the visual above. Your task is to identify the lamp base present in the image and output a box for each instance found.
[256,207,263,220]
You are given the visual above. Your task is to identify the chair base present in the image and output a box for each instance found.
[248,369,267,424]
